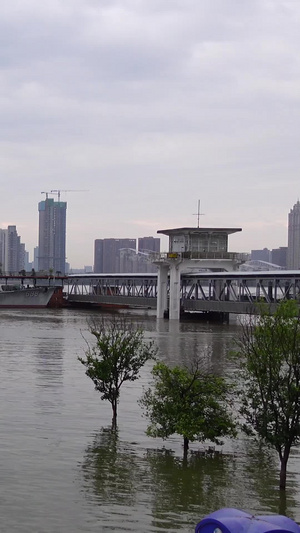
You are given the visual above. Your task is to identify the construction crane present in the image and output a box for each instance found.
[50,189,88,202]
[41,191,54,199]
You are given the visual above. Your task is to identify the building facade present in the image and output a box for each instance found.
[94,237,160,273]
[138,236,160,254]
[119,248,158,273]
[0,225,25,273]
[287,201,300,269]
[38,198,67,274]
[94,238,136,273]
[271,247,287,268]
[251,248,271,263]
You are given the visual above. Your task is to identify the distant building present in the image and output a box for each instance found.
[138,236,160,254]
[33,246,39,271]
[19,242,26,271]
[1,225,25,273]
[69,266,91,274]
[94,237,160,273]
[287,201,300,269]
[120,248,158,273]
[94,238,136,273]
[251,248,271,263]
[94,239,103,273]
[0,229,5,270]
[271,247,287,268]
[38,197,67,274]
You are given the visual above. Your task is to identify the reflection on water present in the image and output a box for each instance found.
[241,438,298,519]
[0,309,300,532]
[83,427,140,506]
[146,448,234,531]
[81,427,235,532]
[81,426,300,532]
[34,340,64,414]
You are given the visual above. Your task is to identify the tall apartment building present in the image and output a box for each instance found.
[287,201,300,269]
[0,225,25,273]
[94,238,136,273]
[94,237,160,273]
[138,236,160,254]
[0,229,5,270]
[38,197,67,274]
[120,248,158,273]
[33,246,39,271]
[271,247,287,268]
[250,248,271,263]
[94,239,103,273]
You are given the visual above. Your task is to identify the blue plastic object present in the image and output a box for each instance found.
[195,508,300,533]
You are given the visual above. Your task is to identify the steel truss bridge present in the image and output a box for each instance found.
[65,271,300,315]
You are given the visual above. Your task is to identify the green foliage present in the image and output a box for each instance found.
[140,360,236,453]
[79,316,157,426]
[237,300,300,489]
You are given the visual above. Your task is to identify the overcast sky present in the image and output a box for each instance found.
[1,0,299,267]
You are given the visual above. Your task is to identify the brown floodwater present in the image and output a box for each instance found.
[0,308,299,532]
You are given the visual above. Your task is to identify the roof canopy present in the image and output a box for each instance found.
[157,227,242,236]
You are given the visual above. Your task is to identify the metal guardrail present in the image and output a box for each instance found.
[65,272,300,314]
[152,251,247,261]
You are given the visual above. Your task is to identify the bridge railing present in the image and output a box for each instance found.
[152,251,247,261]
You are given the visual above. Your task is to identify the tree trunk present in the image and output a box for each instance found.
[183,437,189,460]
[279,449,290,491]
[111,399,117,430]
[278,489,287,516]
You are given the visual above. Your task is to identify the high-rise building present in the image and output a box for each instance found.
[94,238,136,273]
[251,248,271,263]
[38,198,67,274]
[138,236,160,254]
[287,201,300,269]
[120,248,158,273]
[94,239,104,273]
[33,246,39,271]
[0,229,5,271]
[271,247,287,268]
[1,225,25,273]
[94,237,161,273]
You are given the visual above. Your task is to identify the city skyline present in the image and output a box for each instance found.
[0,196,295,270]
[1,1,299,266]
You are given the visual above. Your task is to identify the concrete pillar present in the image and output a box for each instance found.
[157,264,169,318]
[169,263,181,320]
[214,279,224,301]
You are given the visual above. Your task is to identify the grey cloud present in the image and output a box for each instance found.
[1,0,300,264]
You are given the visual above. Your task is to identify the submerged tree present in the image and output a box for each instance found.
[140,359,236,459]
[79,316,157,428]
[237,299,300,490]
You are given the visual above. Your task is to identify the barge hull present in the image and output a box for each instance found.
[0,287,56,308]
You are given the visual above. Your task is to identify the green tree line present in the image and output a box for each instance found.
[79,301,300,491]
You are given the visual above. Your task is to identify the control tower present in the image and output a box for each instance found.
[155,226,242,320]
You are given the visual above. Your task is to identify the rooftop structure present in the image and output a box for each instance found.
[155,225,243,320]
[157,227,242,254]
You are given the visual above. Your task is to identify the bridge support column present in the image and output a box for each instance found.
[157,265,169,318]
[169,263,181,320]
[214,279,224,301]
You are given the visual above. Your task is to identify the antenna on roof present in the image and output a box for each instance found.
[193,200,205,228]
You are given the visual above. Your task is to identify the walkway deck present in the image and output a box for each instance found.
[65,271,300,314]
